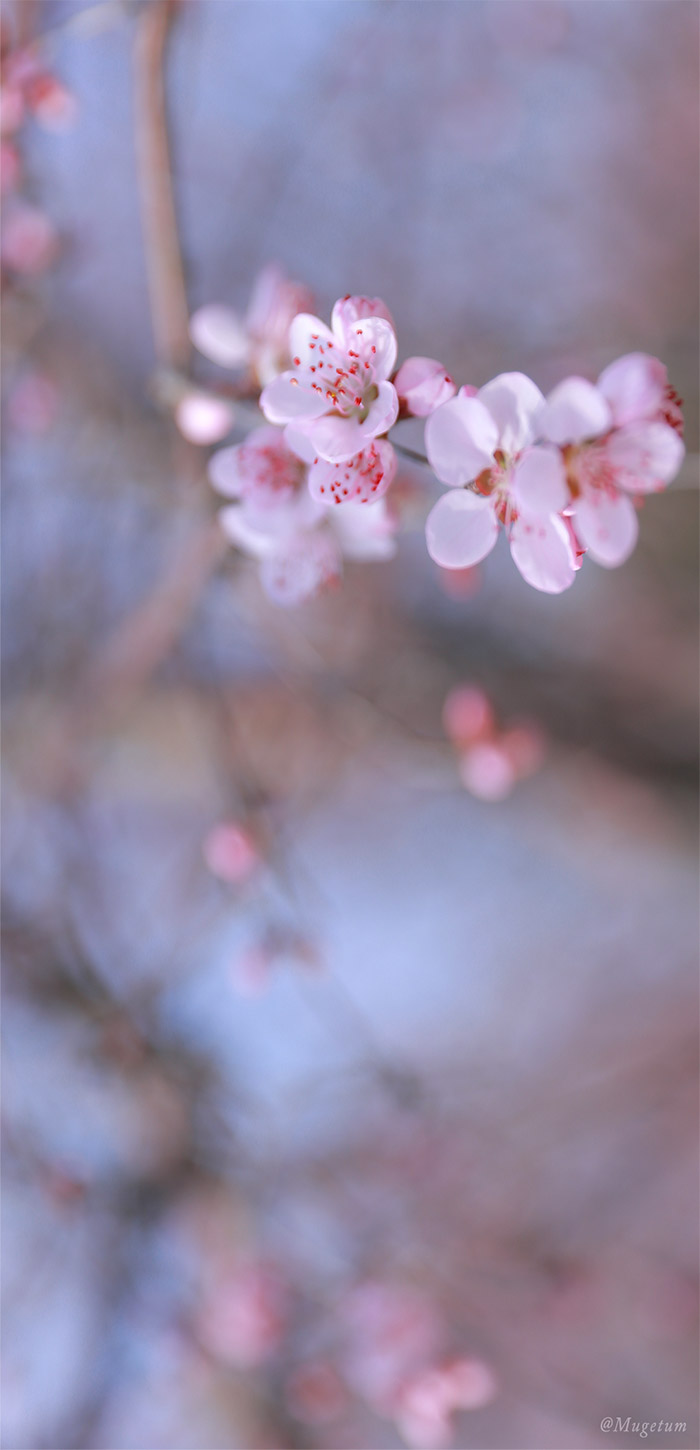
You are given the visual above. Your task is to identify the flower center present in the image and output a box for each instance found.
[292,327,380,418]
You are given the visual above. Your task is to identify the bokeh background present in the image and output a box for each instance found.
[2,2,698,1448]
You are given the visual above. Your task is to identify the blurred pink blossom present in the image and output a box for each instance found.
[1,200,58,274]
[341,1282,441,1410]
[539,353,685,568]
[203,822,260,884]
[286,1360,348,1424]
[174,390,235,445]
[443,684,547,801]
[442,685,494,747]
[396,1358,497,1448]
[191,263,314,386]
[198,1262,287,1367]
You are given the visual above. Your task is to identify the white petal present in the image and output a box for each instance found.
[260,371,329,424]
[574,488,639,567]
[345,315,398,380]
[288,312,336,367]
[331,499,397,560]
[425,395,498,486]
[509,513,577,593]
[596,352,667,426]
[477,372,545,453]
[511,445,569,515]
[304,412,366,463]
[219,505,277,559]
[425,490,499,568]
[189,304,250,368]
[362,379,399,438]
[604,420,684,492]
[538,377,612,445]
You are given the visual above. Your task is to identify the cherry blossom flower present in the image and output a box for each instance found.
[425,373,577,593]
[209,425,306,510]
[190,263,314,386]
[394,356,456,417]
[260,294,399,464]
[538,353,685,568]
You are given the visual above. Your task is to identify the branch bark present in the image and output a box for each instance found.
[133,0,190,370]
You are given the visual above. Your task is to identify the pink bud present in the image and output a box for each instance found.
[442,685,494,747]
[394,357,456,417]
[203,822,260,884]
[175,391,235,445]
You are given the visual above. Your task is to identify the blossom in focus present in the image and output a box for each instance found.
[197,1262,287,1367]
[394,356,456,417]
[260,294,399,463]
[203,822,261,884]
[443,684,546,802]
[425,373,578,594]
[190,263,314,387]
[307,438,397,505]
[539,353,685,568]
[426,379,576,594]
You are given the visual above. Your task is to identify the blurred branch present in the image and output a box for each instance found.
[133,0,190,370]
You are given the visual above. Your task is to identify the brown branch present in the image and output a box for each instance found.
[133,0,190,370]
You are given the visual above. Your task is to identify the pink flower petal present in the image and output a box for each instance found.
[304,411,367,463]
[603,420,684,491]
[219,506,279,559]
[175,392,235,444]
[362,378,399,437]
[260,370,329,424]
[477,372,545,453]
[331,294,395,339]
[208,444,246,497]
[510,444,569,515]
[573,487,639,567]
[288,312,337,367]
[189,304,249,368]
[538,377,611,445]
[509,513,577,593]
[425,395,498,486]
[596,352,668,426]
[426,490,499,569]
[343,315,398,381]
[394,356,456,417]
[309,439,397,506]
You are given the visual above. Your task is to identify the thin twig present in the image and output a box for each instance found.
[133,0,190,370]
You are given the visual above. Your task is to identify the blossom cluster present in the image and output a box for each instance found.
[189,279,685,605]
